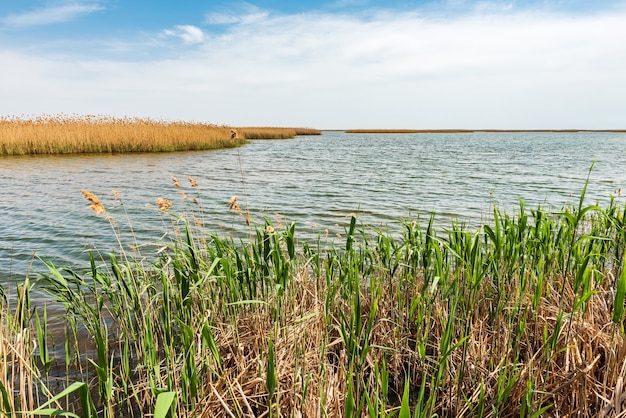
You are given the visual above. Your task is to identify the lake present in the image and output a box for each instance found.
[2,131,626,283]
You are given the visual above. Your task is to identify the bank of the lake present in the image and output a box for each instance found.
[2,131,626,416]
[1,189,626,417]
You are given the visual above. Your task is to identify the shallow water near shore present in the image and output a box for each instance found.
[1,130,626,286]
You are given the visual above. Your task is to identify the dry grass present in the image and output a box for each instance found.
[344,129,474,133]
[200,269,626,418]
[235,127,320,139]
[0,115,320,155]
[0,280,57,418]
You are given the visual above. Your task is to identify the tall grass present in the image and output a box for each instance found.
[1,178,626,416]
[237,127,321,139]
[0,115,320,155]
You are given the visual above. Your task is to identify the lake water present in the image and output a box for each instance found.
[2,131,626,284]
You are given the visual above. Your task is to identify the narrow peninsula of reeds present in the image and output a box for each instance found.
[0,114,320,155]
[2,175,626,417]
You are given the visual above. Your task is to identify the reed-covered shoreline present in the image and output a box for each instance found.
[1,175,626,417]
[0,115,320,156]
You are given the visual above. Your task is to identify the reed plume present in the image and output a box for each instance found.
[228,195,242,215]
[156,198,173,212]
[80,189,106,215]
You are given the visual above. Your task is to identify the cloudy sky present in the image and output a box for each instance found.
[1,0,625,129]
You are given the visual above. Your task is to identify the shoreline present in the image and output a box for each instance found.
[0,115,320,156]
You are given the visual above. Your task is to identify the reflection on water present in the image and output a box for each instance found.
[2,131,626,283]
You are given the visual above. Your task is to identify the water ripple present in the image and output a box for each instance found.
[2,131,626,284]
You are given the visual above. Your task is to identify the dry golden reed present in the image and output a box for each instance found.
[235,126,320,139]
[0,114,320,155]
[156,198,173,212]
[80,189,106,215]
[228,195,242,215]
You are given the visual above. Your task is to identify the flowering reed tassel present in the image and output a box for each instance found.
[188,176,198,187]
[172,177,181,188]
[228,195,242,215]
[80,189,106,215]
[156,198,173,212]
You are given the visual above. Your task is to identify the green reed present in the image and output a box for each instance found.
[1,177,625,417]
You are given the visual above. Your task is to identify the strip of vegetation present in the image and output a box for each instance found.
[237,127,321,139]
[1,173,625,417]
[345,129,475,133]
[0,115,320,155]
[345,129,626,133]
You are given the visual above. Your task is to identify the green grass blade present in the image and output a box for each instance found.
[154,391,177,418]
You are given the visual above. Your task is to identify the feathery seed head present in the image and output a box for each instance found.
[80,189,106,215]
[228,195,243,215]
[156,198,173,212]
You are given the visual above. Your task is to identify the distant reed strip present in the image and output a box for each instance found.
[345,128,626,133]
[0,115,320,155]
[236,126,321,139]
[345,129,474,133]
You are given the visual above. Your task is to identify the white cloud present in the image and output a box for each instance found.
[204,3,269,25]
[161,25,205,45]
[1,5,626,129]
[1,3,104,28]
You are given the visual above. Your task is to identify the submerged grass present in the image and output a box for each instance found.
[0,115,320,155]
[2,176,626,417]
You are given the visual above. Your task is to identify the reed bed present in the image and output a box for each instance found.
[0,115,320,155]
[344,129,474,133]
[234,127,320,139]
[1,173,626,417]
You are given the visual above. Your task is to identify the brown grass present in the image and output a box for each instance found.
[0,280,59,417]
[345,129,474,133]
[235,127,321,139]
[183,260,626,417]
[0,114,320,155]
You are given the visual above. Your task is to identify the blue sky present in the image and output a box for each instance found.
[1,0,625,128]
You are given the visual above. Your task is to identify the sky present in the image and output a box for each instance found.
[1,0,625,129]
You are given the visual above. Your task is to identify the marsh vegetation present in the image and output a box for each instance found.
[0,115,320,155]
[1,168,626,417]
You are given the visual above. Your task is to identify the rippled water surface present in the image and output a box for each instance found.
[2,131,626,282]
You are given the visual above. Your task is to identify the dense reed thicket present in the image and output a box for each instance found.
[0,115,320,155]
[1,174,626,417]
